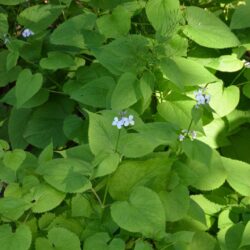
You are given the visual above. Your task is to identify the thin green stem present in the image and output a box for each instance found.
[230,67,246,86]
[102,176,110,206]
[91,188,104,209]
[186,119,193,134]
[114,129,121,153]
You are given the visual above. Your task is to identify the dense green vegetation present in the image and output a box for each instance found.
[1,0,250,249]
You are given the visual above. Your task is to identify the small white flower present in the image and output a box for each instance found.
[123,115,134,127]
[189,130,197,140]
[22,28,34,38]
[178,134,185,141]
[194,88,211,107]
[243,59,250,68]
[112,117,123,129]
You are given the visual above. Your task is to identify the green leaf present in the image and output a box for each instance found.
[0,224,32,250]
[23,97,74,148]
[70,76,115,108]
[15,69,43,108]
[3,149,26,172]
[243,82,250,99]
[18,4,63,32]
[37,227,81,250]
[109,155,171,200]
[208,82,240,117]
[93,152,120,178]
[38,142,53,163]
[159,184,190,222]
[146,0,180,36]
[157,96,202,131]
[31,184,65,213]
[6,51,19,71]
[37,158,92,193]
[71,194,92,218]
[0,197,30,220]
[0,13,8,38]
[0,0,26,5]
[240,221,250,248]
[160,57,217,89]
[111,186,166,239]
[93,35,149,75]
[188,232,216,250]
[97,5,131,38]
[83,232,125,250]
[88,111,124,155]
[50,13,96,49]
[230,0,250,29]
[222,157,250,196]
[182,140,226,190]
[183,6,240,48]
[189,54,244,72]
[134,240,153,250]
[111,72,139,110]
[40,52,75,70]
[118,122,178,158]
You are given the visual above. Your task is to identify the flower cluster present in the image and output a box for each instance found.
[243,60,250,68]
[112,112,135,129]
[194,88,210,108]
[178,129,197,141]
[22,28,34,38]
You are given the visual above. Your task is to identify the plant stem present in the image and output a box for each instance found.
[230,67,246,86]
[91,188,104,208]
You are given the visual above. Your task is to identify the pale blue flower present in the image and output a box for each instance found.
[112,117,123,129]
[22,28,34,38]
[123,115,135,127]
[194,88,210,107]
[178,134,185,141]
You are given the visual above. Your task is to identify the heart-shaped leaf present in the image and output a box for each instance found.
[111,186,165,239]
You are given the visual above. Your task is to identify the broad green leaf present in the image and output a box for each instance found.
[188,232,217,250]
[6,110,31,150]
[146,0,180,36]
[97,5,131,38]
[243,82,250,99]
[0,13,8,38]
[183,7,240,48]
[93,35,149,75]
[71,194,92,218]
[37,227,81,250]
[182,140,226,190]
[208,82,240,117]
[18,4,63,32]
[23,97,74,148]
[111,186,166,239]
[3,149,26,172]
[159,184,190,222]
[118,122,178,158]
[160,57,217,89]
[189,54,244,72]
[15,69,43,108]
[50,13,96,49]
[111,72,139,110]
[83,232,125,250]
[38,213,56,230]
[230,0,250,29]
[63,115,86,144]
[0,0,26,5]
[0,197,30,220]
[6,50,19,71]
[240,221,250,248]
[109,154,172,200]
[40,52,75,70]
[93,152,120,178]
[134,240,153,250]
[88,111,125,155]
[37,158,92,193]
[157,96,202,131]
[224,223,245,250]
[38,142,53,163]
[0,224,32,250]
[70,76,115,108]
[31,184,65,213]
[222,157,250,196]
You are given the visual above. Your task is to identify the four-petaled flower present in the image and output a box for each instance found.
[22,28,34,38]
[194,88,211,108]
[112,113,135,129]
[178,129,197,141]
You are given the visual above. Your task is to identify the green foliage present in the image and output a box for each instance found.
[0,0,249,249]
